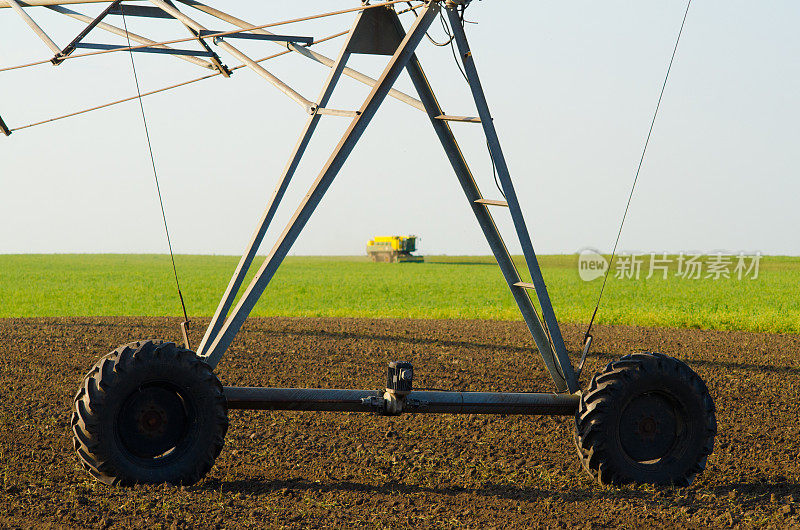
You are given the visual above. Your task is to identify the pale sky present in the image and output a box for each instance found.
[1,1,798,256]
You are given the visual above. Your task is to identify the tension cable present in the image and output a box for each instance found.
[120,11,191,349]
[578,0,693,376]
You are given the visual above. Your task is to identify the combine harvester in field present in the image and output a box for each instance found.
[1,0,715,488]
[366,235,423,262]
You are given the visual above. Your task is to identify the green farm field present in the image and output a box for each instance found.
[1,254,799,333]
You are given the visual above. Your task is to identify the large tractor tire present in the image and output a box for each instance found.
[72,340,228,486]
[574,352,716,486]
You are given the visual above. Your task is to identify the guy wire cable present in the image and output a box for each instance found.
[120,9,191,335]
[580,0,693,372]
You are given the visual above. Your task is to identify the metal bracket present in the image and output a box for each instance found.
[198,30,313,46]
[108,4,174,19]
[360,394,386,413]
[346,5,403,56]
[576,334,593,378]
[163,0,231,77]
[73,42,216,57]
[180,320,192,351]
[182,26,232,76]
[51,0,121,65]
[0,113,11,136]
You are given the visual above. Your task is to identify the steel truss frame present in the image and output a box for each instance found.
[3,0,582,413]
[195,1,580,406]
[0,0,430,135]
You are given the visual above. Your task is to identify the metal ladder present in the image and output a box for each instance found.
[195,1,579,394]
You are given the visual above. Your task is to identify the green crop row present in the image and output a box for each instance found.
[2,254,798,333]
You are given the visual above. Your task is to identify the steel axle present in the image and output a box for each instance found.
[224,386,580,416]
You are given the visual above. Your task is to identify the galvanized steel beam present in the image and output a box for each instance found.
[50,0,120,64]
[73,42,215,56]
[445,6,578,392]
[6,0,61,54]
[0,0,111,7]
[197,11,364,357]
[176,0,427,112]
[224,386,580,415]
[398,23,567,392]
[45,3,217,70]
[201,2,440,368]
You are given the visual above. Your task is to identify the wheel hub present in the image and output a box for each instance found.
[619,392,680,463]
[138,406,167,435]
[117,384,191,460]
[636,415,659,440]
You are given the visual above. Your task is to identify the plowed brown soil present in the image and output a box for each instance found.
[1,317,799,529]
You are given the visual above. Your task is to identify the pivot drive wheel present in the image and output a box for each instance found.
[72,340,228,486]
[575,352,716,486]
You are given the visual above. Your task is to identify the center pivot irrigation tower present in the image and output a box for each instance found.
[2,0,716,487]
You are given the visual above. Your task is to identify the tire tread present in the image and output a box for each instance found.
[574,352,716,486]
[72,340,227,486]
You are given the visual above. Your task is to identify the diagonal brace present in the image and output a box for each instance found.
[51,0,121,64]
[197,10,365,356]
[394,16,567,392]
[163,0,231,76]
[6,0,61,55]
[445,6,578,392]
[176,0,426,113]
[45,4,218,70]
[201,2,441,368]
[0,113,11,136]
[149,0,314,112]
